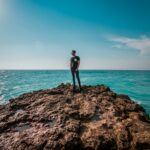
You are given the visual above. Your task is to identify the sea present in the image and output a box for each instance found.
[0,70,150,115]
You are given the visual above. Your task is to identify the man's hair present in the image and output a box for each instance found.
[72,50,76,54]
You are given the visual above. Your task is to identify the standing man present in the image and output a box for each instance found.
[70,50,81,92]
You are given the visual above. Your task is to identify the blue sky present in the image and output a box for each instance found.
[0,0,150,70]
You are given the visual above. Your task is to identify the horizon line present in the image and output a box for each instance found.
[0,69,150,71]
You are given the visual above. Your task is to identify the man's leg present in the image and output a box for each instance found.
[75,71,81,90]
[71,70,76,91]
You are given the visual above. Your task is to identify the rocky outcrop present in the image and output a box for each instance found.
[0,83,150,150]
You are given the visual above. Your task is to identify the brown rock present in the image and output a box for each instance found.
[0,84,150,150]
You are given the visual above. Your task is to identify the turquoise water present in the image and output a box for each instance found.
[0,70,150,115]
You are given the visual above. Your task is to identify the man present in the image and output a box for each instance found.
[70,50,81,92]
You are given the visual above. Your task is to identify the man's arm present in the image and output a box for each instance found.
[76,60,80,71]
[70,58,72,69]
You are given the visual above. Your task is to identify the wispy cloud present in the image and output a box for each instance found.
[111,44,122,49]
[109,35,150,54]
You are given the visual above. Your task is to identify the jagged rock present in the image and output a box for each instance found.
[0,84,150,150]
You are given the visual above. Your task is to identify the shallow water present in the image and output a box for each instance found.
[0,70,150,115]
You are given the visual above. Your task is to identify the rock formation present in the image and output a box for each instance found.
[0,83,150,150]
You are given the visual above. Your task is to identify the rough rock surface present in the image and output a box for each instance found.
[0,83,150,150]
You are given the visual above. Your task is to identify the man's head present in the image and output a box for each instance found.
[72,50,76,56]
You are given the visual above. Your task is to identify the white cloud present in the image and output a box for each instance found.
[111,44,122,49]
[110,35,150,54]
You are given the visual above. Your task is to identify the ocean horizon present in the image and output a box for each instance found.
[0,70,150,115]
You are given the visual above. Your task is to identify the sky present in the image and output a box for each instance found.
[0,0,150,70]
